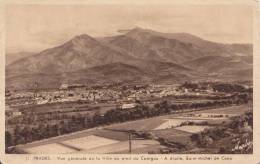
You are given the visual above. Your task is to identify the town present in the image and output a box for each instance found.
[5,81,253,154]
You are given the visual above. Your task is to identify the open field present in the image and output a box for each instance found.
[14,104,252,154]
[14,128,128,150]
[23,143,76,154]
[62,135,119,150]
[143,97,220,106]
[76,139,160,154]
[152,128,194,147]
[93,129,129,141]
[106,117,165,131]
[174,125,210,133]
[106,104,252,132]
[153,119,205,130]
[193,104,252,115]
[169,116,228,120]
[18,134,160,154]
[152,128,191,138]
[15,101,118,116]
[166,116,229,125]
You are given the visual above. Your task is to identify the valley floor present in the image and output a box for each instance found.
[12,104,252,154]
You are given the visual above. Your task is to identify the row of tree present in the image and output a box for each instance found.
[190,111,253,154]
[6,93,251,151]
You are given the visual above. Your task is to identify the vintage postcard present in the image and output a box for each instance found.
[0,0,259,163]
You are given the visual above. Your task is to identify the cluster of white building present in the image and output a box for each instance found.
[6,83,220,108]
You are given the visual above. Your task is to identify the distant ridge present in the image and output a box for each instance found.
[6,27,253,90]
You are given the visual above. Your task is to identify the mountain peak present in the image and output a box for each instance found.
[132,26,144,31]
[69,34,99,47]
[127,27,146,33]
[72,34,95,41]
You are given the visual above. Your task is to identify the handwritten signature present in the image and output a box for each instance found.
[231,139,253,152]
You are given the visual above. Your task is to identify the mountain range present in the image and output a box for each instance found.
[6,27,253,90]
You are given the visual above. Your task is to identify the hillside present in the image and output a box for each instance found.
[6,61,195,90]
[6,27,253,90]
[6,34,137,76]
[122,28,206,63]
[6,51,35,66]
[185,55,252,72]
[121,28,252,57]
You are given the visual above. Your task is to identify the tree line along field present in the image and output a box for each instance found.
[6,102,252,153]
[10,103,252,154]
[6,91,251,150]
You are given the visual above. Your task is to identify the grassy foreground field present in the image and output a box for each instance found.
[193,104,252,115]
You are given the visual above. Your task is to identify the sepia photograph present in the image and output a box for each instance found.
[4,3,254,155]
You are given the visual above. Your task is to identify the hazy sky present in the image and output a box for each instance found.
[6,4,252,53]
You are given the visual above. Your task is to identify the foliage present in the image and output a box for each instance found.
[5,91,251,149]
